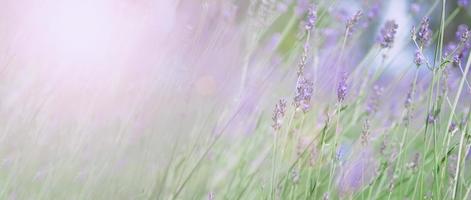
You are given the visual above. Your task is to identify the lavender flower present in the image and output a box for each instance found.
[444,42,463,66]
[337,73,348,102]
[346,10,363,36]
[456,24,470,43]
[305,5,317,31]
[347,10,363,27]
[416,17,432,47]
[458,0,469,7]
[446,25,471,66]
[272,99,288,130]
[414,50,425,66]
[378,20,398,49]
[454,52,467,66]
[294,77,314,112]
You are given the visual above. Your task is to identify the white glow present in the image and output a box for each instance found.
[20,1,136,67]
[4,0,177,121]
[40,2,115,60]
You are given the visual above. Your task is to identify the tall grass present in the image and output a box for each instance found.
[151,1,471,199]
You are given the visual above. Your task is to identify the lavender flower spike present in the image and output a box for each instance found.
[347,10,363,28]
[272,99,288,130]
[449,25,471,66]
[417,17,432,47]
[346,10,363,36]
[337,73,348,102]
[414,50,425,66]
[294,77,314,113]
[378,20,398,49]
[456,24,470,44]
[305,5,317,31]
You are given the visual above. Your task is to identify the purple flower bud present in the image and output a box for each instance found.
[294,77,314,112]
[347,10,363,27]
[456,24,470,44]
[346,10,363,36]
[417,17,432,47]
[272,99,288,130]
[378,20,398,49]
[414,50,425,66]
[337,73,348,102]
[305,5,317,31]
[454,53,465,65]
[444,42,462,66]
[445,25,471,66]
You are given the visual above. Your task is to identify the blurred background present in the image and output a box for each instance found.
[0,0,469,198]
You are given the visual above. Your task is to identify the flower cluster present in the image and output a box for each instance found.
[457,24,470,43]
[416,17,432,47]
[414,50,425,66]
[378,20,398,49]
[337,73,348,103]
[294,77,314,112]
[272,99,288,130]
[305,5,317,31]
[445,24,471,66]
[346,10,363,36]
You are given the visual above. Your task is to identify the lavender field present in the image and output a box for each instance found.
[0,0,470,199]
